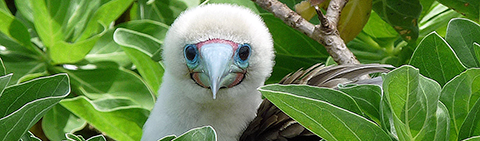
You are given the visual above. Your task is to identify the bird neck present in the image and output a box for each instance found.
[152,71,263,140]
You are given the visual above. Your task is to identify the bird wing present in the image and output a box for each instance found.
[239,63,393,141]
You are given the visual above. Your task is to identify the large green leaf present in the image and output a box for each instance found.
[338,84,382,124]
[29,0,133,64]
[436,0,479,21]
[262,84,364,115]
[382,65,442,141]
[122,47,164,94]
[440,68,480,140]
[419,2,463,37]
[59,62,155,109]
[0,74,70,141]
[85,27,131,67]
[435,101,450,141]
[372,0,421,43]
[42,105,86,141]
[0,59,10,92]
[77,0,134,41]
[475,43,480,64]
[0,74,12,97]
[260,85,391,140]
[458,95,480,140]
[114,20,170,61]
[114,28,163,61]
[445,18,480,68]
[463,136,480,141]
[61,96,149,141]
[409,32,466,86]
[172,126,216,141]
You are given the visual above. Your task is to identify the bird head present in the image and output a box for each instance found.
[162,4,274,101]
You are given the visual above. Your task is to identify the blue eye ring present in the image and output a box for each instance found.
[184,44,199,68]
[235,43,251,68]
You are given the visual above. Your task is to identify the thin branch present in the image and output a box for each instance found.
[325,0,348,28]
[252,0,360,65]
[254,0,317,37]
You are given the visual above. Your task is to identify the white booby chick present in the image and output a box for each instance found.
[141,4,274,141]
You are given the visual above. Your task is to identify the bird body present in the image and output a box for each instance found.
[142,73,263,141]
[141,3,393,141]
[142,4,274,141]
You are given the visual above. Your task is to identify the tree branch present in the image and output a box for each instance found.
[252,0,360,65]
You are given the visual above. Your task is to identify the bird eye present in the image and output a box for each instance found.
[184,44,197,62]
[238,44,251,61]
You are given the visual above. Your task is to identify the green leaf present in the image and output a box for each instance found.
[30,0,133,64]
[445,18,480,68]
[115,20,171,61]
[114,28,163,61]
[436,0,479,21]
[14,0,34,23]
[418,0,436,21]
[0,58,5,75]
[458,95,480,140]
[84,135,107,141]
[137,0,200,25]
[338,84,382,124]
[475,43,480,64]
[409,32,466,86]
[382,65,442,141]
[85,28,131,67]
[172,126,216,141]
[262,84,364,116]
[61,96,149,141]
[20,131,41,141]
[0,74,70,141]
[42,105,86,141]
[206,0,260,13]
[435,101,450,141]
[60,62,155,109]
[0,59,11,94]
[66,133,86,141]
[372,0,421,43]
[117,20,170,40]
[0,0,9,14]
[78,0,134,41]
[440,68,480,140]
[30,0,63,48]
[2,60,46,85]
[260,85,391,141]
[49,36,104,64]
[0,74,11,97]
[65,133,105,141]
[419,2,463,37]
[363,11,398,38]
[463,136,480,141]
[261,14,329,83]
[122,47,164,94]
[159,135,176,141]
[0,9,36,53]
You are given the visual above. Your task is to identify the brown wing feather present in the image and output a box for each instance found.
[239,64,393,141]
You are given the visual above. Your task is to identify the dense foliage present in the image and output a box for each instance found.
[0,0,479,140]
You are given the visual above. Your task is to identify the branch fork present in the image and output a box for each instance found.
[252,0,359,65]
